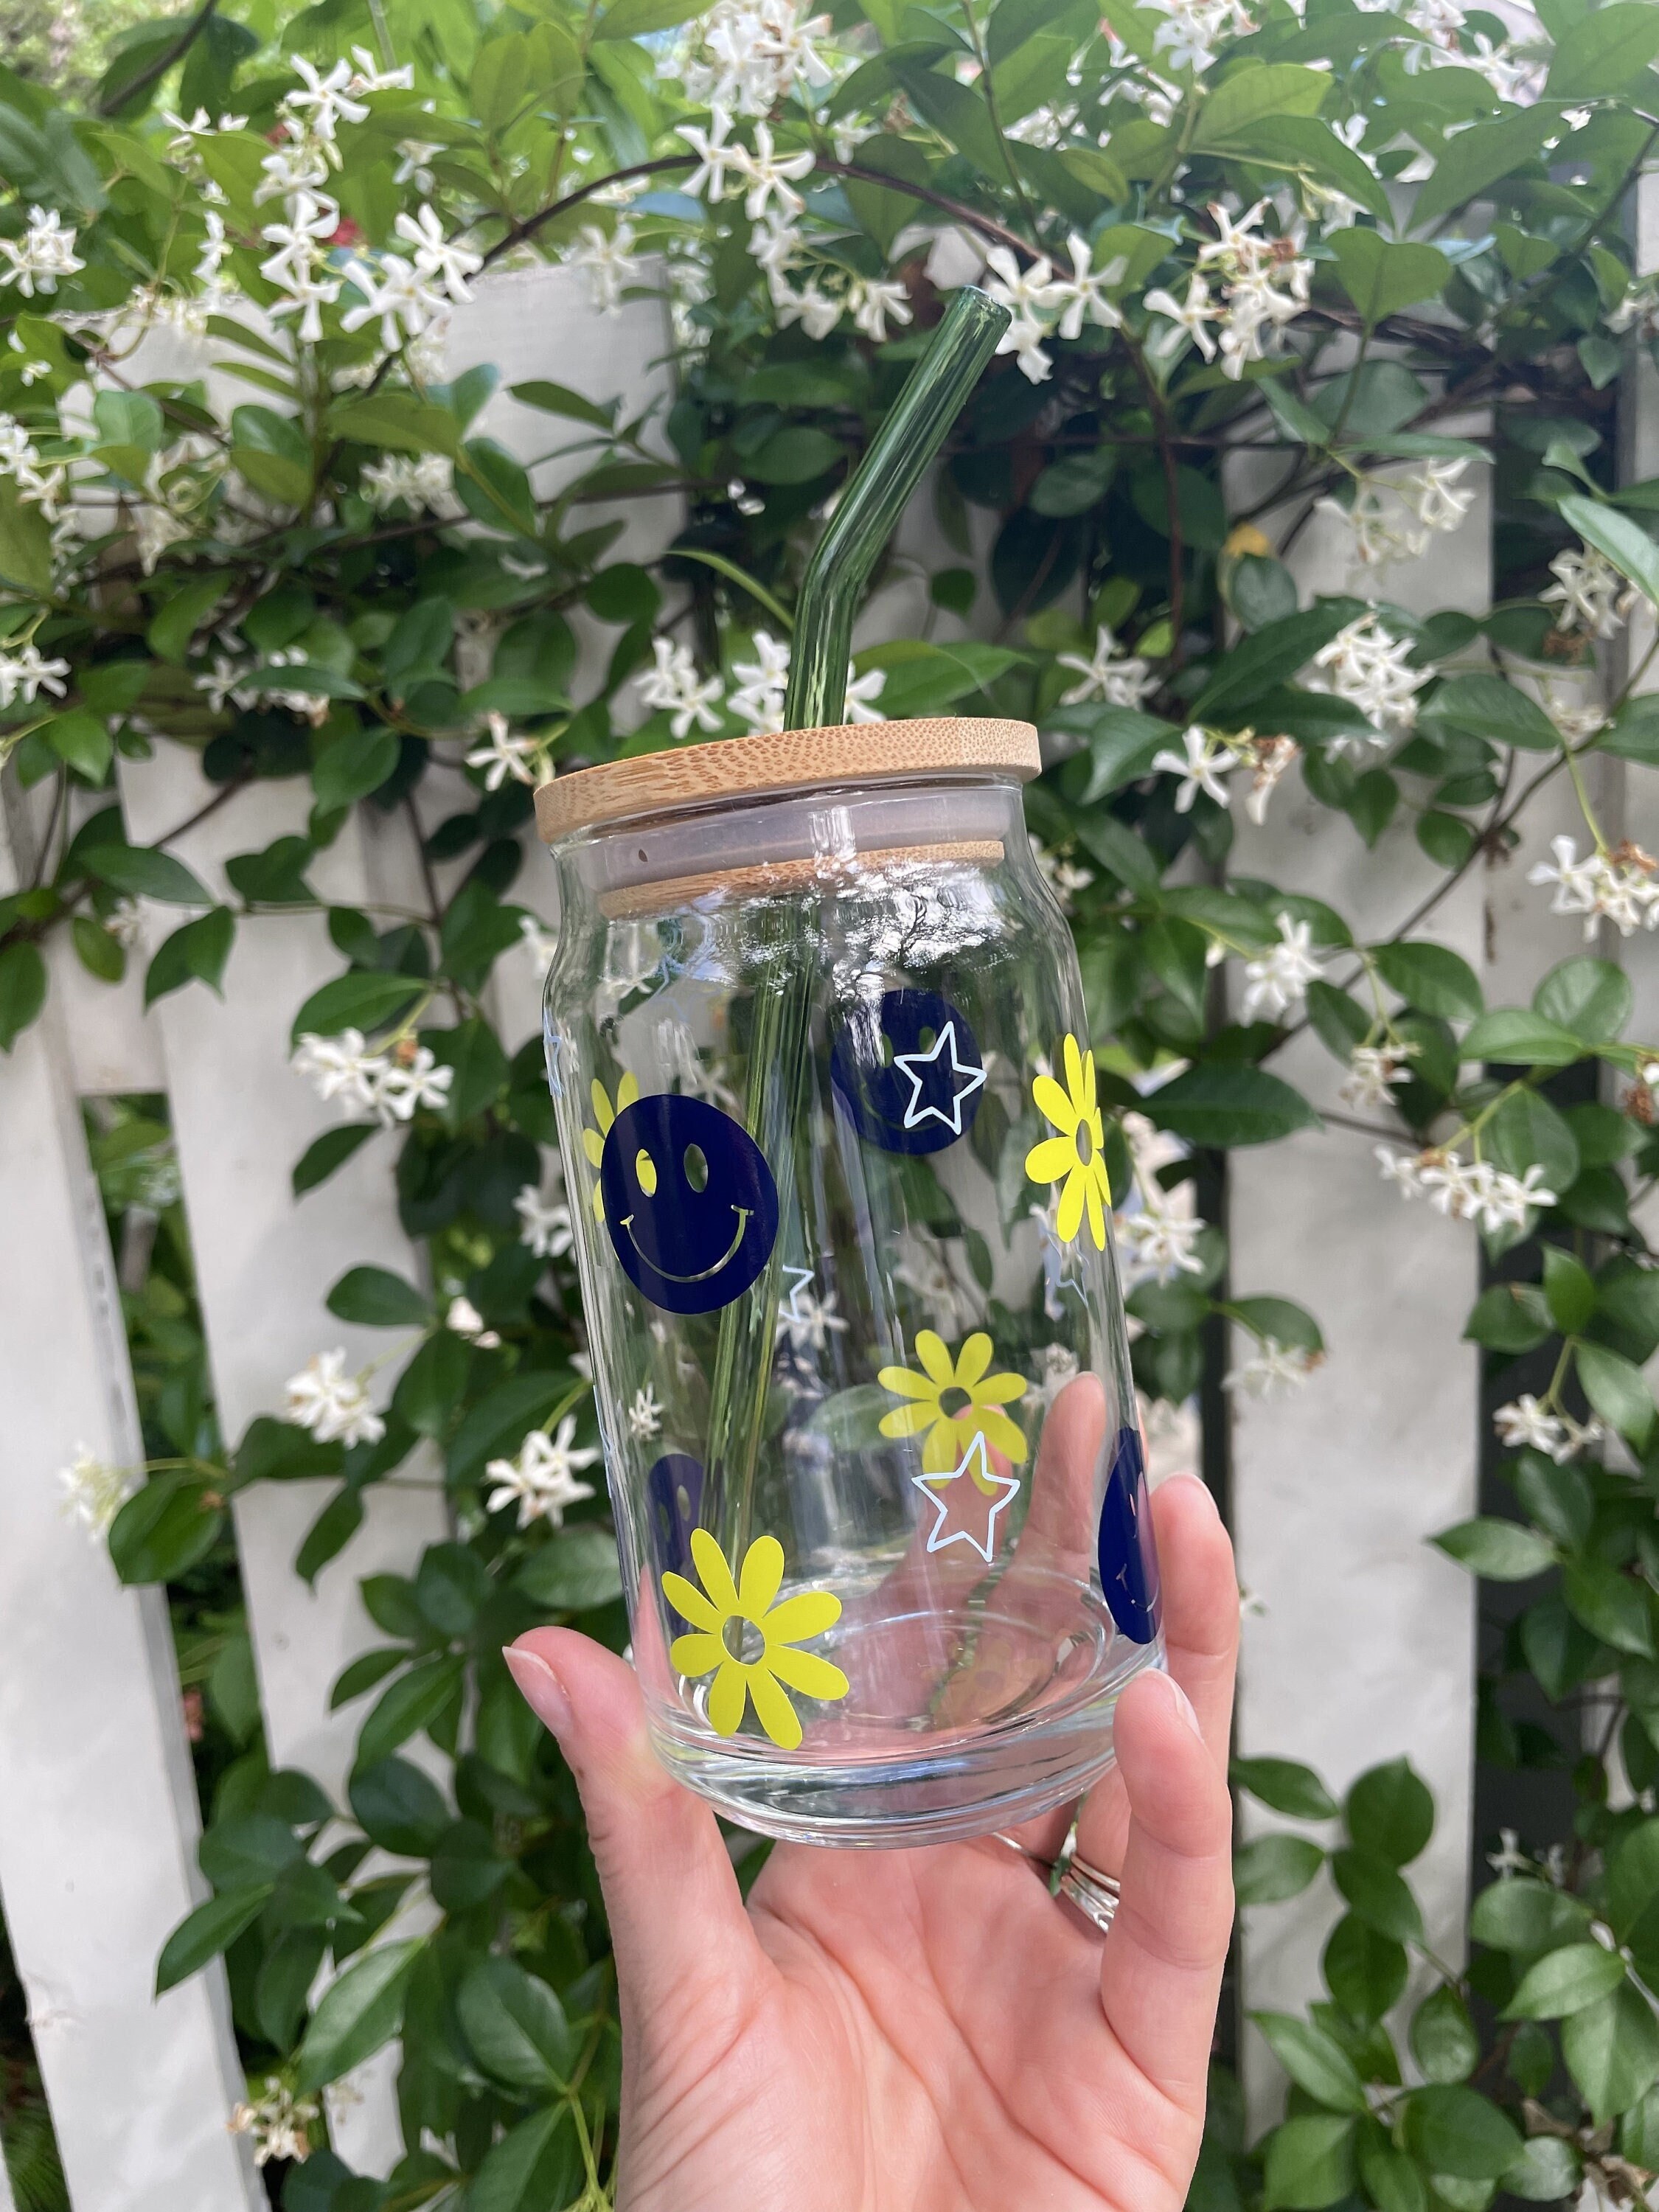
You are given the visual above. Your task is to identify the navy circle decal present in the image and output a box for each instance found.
[600,1093,779,1315]
[1096,1425,1161,1645]
[645,1452,705,1581]
[830,987,986,1156]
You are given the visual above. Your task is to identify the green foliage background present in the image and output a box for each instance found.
[7,0,1659,2202]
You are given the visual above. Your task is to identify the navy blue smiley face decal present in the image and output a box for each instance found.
[599,1093,779,1315]
[830,988,986,1157]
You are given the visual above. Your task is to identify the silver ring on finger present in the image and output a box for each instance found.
[1057,1849,1121,1937]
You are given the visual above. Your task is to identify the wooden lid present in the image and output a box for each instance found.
[534,717,1040,842]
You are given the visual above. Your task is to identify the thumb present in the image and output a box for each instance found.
[504,1628,765,2031]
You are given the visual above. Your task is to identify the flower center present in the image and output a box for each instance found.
[1075,1121,1094,1165]
[939,1385,973,1420]
[722,1615,767,1665]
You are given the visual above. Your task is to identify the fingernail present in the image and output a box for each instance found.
[1157,1669,1204,1738]
[1160,1471,1220,1518]
[504,1644,572,1736]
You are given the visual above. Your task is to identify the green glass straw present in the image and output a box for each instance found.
[703,285,1011,1567]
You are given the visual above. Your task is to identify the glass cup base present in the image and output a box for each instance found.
[647,1583,1166,1849]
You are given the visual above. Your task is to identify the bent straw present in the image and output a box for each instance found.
[704,285,1012,1569]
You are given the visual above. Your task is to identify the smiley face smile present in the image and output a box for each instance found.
[620,1207,752,1283]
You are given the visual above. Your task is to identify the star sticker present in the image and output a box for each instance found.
[911,1433,1021,1565]
[780,1264,815,1322]
[892,1020,987,1136]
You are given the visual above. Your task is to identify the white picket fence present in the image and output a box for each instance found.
[1,199,1655,2202]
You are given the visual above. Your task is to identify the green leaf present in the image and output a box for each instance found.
[72,914,123,983]
[83,842,212,908]
[1231,1757,1338,1822]
[509,378,615,429]
[1344,1759,1433,1866]
[1608,1818,1659,1945]
[328,392,459,456]
[1461,1008,1582,1069]
[1261,2115,1354,2212]
[1462,1283,1551,1354]
[355,1654,465,1772]
[230,404,313,507]
[1575,1342,1654,1449]
[515,1526,623,1613]
[426,1015,508,1122]
[1543,1246,1596,1334]
[293,1122,378,1196]
[326,1266,431,1328]
[313,728,399,813]
[1331,1847,1422,1944]
[155,1886,273,1994]
[348,1757,450,1857]
[149,576,227,664]
[458,437,538,538]
[1357,2137,1428,2212]
[1503,2136,1582,2203]
[1371,941,1483,1021]
[1562,1983,1659,2124]
[1146,1065,1318,1147]
[108,1472,223,1584]
[1235,1832,1326,1905]
[296,1486,365,1585]
[1427,674,1559,752]
[1470,1877,1583,1953]
[1548,1,1659,97]
[1191,604,1356,719]
[1412,107,1560,231]
[288,970,425,1046]
[1330,232,1450,329]
[1251,2012,1368,2113]
[1324,1914,1408,2025]
[1433,1519,1557,1582]
[1402,2086,1523,2180]
[0,939,46,1052]
[144,908,234,1007]
[748,427,846,485]
[1557,493,1659,616]
[1562,1557,1654,1657]
[293,1938,422,2093]
[1488,1090,1579,1200]
[1534,956,1632,1044]
[1192,62,1329,150]
[457,1955,574,2090]
[0,475,53,595]
[392,1329,469,1439]
[48,710,113,782]
[1503,1941,1628,2021]
[448,1371,581,1485]
[467,2105,578,2212]
[1410,1986,1479,2084]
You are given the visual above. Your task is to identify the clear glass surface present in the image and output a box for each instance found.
[543,772,1164,1846]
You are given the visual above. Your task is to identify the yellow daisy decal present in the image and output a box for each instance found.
[1026,1033,1112,1251]
[581,1072,639,1221]
[662,1531,849,1750]
[877,1330,1028,1478]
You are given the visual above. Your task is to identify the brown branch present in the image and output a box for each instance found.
[97,0,220,117]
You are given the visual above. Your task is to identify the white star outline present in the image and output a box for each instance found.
[911,1433,1021,1566]
[780,1264,815,1323]
[891,1019,987,1135]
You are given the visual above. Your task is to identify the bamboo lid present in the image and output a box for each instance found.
[534,717,1040,842]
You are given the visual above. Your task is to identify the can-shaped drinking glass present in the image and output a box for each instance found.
[537,717,1163,1846]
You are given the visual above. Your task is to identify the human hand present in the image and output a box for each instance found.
[505,1467,1236,2211]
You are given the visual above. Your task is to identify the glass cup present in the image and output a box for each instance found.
[538,718,1163,1846]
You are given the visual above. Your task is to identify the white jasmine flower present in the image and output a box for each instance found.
[293,1028,386,1116]
[1031,838,1095,911]
[848,276,911,343]
[569,221,641,314]
[775,279,842,341]
[1527,835,1659,941]
[1310,612,1427,744]
[1493,1394,1568,1458]
[1051,234,1127,340]
[844,665,886,723]
[728,628,793,731]
[1543,545,1638,639]
[681,111,745,201]
[1339,1042,1418,1110]
[231,2079,319,2166]
[446,1295,500,1348]
[1224,1338,1320,1398]
[339,253,447,350]
[0,206,83,296]
[360,451,454,513]
[515,1185,574,1258]
[1116,1203,1206,1281]
[281,55,369,142]
[1402,456,1475,533]
[484,1418,599,1529]
[634,637,723,737]
[776,1286,849,1353]
[1241,733,1297,824]
[627,1385,663,1439]
[394,204,481,304]
[104,898,144,949]
[375,1046,453,1123]
[465,711,543,790]
[285,1350,385,1447]
[1240,914,1324,1023]
[58,1445,136,1537]
[731,123,814,221]
[1487,1828,1532,1879]
[1144,274,1221,362]
[1152,726,1231,811]
[1058,625,1158,709]
[0,642,69,706]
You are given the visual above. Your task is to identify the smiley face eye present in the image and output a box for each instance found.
[683,1142,709,1193]
[635,1147,658,1196]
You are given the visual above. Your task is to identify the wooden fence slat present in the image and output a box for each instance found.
[1225,439,1491,2121]
[0,791,261,2211]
